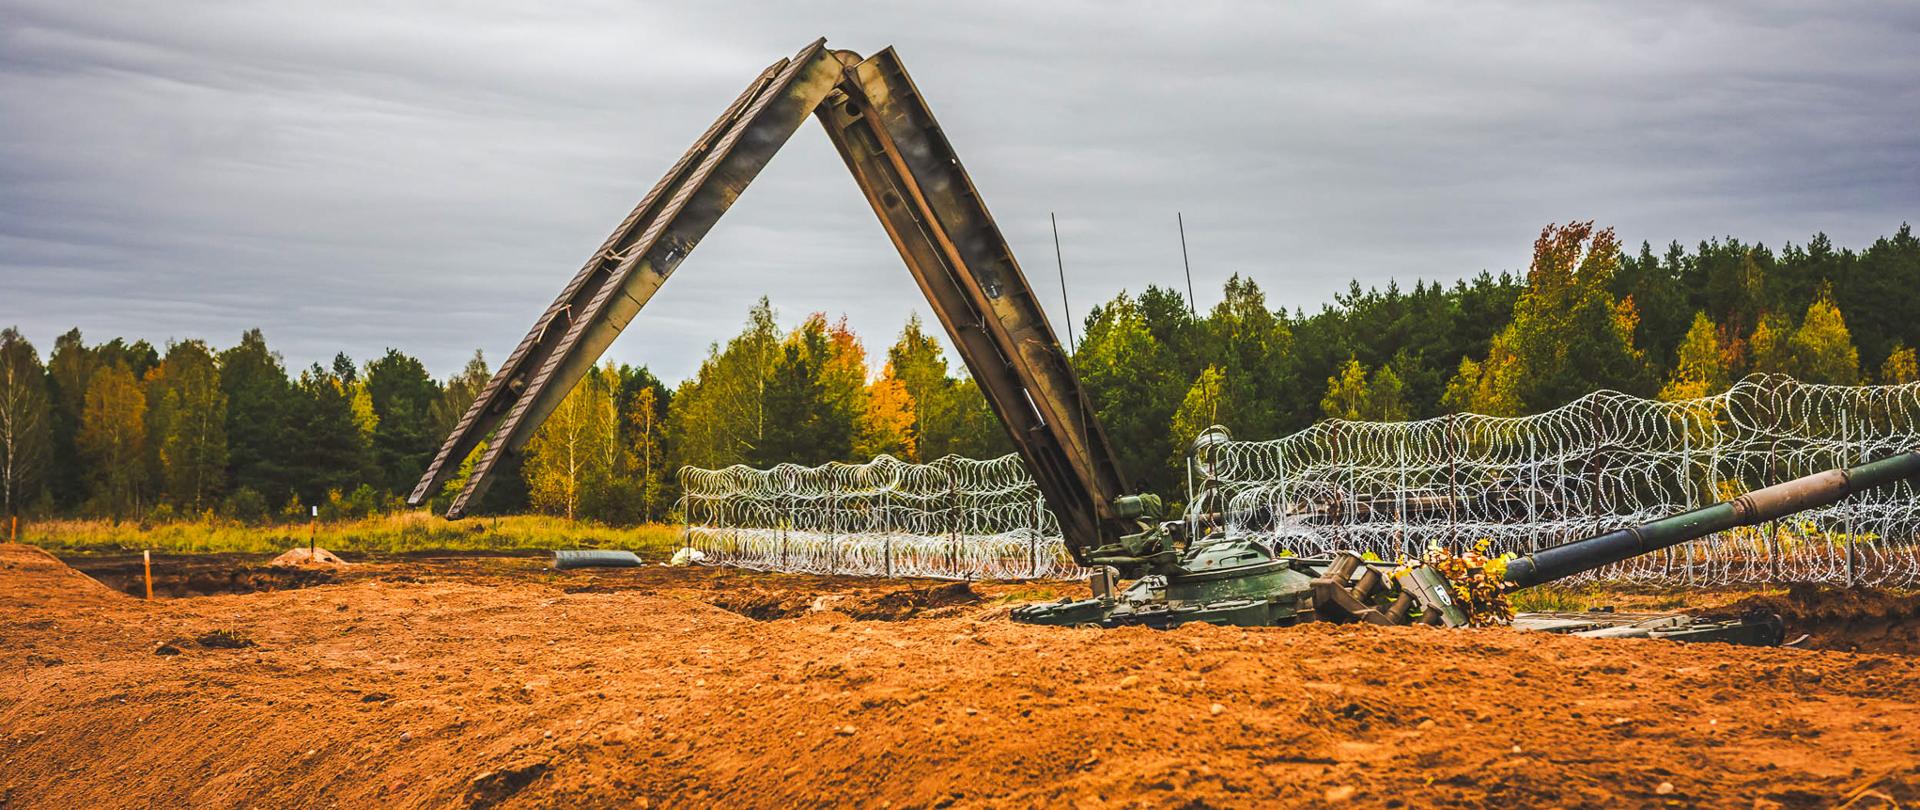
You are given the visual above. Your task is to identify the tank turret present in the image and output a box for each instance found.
[1014,449,1920,646]
[1503,450,1920,588]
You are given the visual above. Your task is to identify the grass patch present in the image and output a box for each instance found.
[16,512,686,559]
[1507,585,1605,613]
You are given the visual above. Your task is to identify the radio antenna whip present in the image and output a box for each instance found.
[1178,212,1197,318]
[1052,212,1076,350]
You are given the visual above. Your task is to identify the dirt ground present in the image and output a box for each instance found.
[3,543,1917,809]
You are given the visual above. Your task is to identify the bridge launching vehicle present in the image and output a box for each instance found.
[412,39,1918,646]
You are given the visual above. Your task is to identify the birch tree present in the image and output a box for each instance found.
[0,328,52,517]
[524,369,616,520]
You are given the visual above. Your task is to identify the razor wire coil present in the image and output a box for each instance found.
[1211,374,1920,586]
[678,454,1084,580]
[678,375,1920,585]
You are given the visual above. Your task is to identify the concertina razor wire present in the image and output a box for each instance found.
[677,375,1920,585]
[679,454,1075,580]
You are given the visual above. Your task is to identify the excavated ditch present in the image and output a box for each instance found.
[1709,584,1920,656]
[709,580,982,621]
[61,553,337,598]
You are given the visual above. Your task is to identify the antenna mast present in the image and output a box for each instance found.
[1052,212,1076,350]
[1178,212,1197,318]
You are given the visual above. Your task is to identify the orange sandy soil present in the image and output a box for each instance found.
[2,542,1917,809]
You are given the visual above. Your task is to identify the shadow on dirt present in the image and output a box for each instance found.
[711,581,981,622]
[465,759,550,809]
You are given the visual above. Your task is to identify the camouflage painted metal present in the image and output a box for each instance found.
[410,41,1162,569]
[1503,450,1920,587]
[412,40,845,517]
[812,48,1146,567]
[1012,451,1920,646]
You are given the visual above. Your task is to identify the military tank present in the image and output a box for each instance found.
[1012,437,1920,646]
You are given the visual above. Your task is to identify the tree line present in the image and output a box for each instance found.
[1,222,1915,523]
[0,308,1009,524]
[1075,222,1920,498]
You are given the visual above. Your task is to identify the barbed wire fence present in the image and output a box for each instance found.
[678,454,1085,580]
[679,375,1920,586]
[1216,374,1920,587]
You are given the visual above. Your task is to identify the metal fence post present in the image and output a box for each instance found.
[1447,414,1460,550]
[883,486,893,577]
[1395,425,1409,560]
[1843,405,1857,587]
[1764,383,1781,583]
[1330,422,1346,553]
[1031,493,1043,578]
[948,474,961,579]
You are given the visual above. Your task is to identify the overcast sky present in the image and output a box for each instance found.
[3,1,1917,382]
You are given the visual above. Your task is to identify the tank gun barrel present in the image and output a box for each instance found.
[1502,450,1920,588]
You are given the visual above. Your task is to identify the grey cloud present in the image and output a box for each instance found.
[1,0,1916,381]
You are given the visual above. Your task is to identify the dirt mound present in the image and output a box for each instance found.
[0,543,123,606]
[268,546,348,567]
[1709,584,1920,655]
